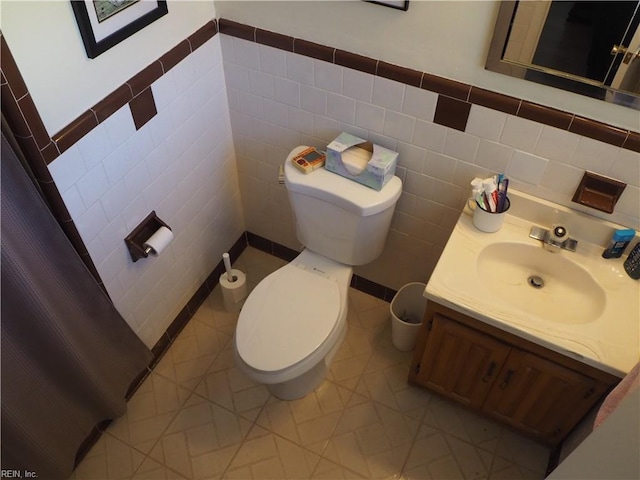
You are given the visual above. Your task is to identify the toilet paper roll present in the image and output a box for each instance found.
[219,269,248,310]
[143,226,174,256]
[341,146,372,175]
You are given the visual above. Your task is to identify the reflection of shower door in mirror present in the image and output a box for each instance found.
[611,27,640,93]
[524,1,639,87]
[486,0,640,108]
[503,0,551,70]
[532,2,637,81]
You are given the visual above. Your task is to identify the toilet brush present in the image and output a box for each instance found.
[222,252,236,282]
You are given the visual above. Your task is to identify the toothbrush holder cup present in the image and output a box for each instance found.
[471,197,510,233]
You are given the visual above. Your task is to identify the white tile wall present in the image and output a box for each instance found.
[48,28,640,329]
[466,105,507,142]
[500,116,543,152]
[402,85,438,122]
[507,151,549,185]
[48,36,244,348]
[222,34,640,290]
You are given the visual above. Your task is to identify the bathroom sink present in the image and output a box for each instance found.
[477,242,606,324]
[424,188,640,377]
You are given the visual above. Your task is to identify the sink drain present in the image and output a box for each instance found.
[528,275,545,288]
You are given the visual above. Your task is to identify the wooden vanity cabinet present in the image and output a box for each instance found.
[482,349,606,443]
[409,303,618,446]
[412,314,511,409]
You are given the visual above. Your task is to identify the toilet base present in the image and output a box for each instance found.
[267,360,328,400]
[266,318,347,400]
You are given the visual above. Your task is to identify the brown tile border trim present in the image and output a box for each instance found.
[54,110,99,154]
[218,18,639,152]
[569,116,628,148]
[378,61,422,88]
[159,40,191,74]
[52,20,219,156]
[188,21,218,51]
[93,84,134,124]
[256,28,293,52]
[422,72,470,101]
[335,49,377,75]
[1,80,31,137]
[469,87,520,115]
[519,101,573,131]
[625,131,640,153]
[294,39,334,63]
[218,18,255,41]
[128,62,164,97]
[17,93,50,149]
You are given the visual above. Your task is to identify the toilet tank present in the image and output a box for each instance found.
[284,147,402,266]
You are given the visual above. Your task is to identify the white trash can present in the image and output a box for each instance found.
[390,282,427,351]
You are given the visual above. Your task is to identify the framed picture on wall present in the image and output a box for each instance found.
[366,1,409,11]
[71,0,168,58]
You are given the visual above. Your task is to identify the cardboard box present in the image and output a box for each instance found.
[325,132,399,191]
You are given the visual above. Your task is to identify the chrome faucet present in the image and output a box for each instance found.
[529,225,577,253]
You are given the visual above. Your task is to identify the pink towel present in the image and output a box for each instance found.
[594,361,640,428]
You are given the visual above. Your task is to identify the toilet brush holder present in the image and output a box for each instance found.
[219,253,247,311]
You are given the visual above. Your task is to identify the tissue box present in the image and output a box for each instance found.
[325,132,398,191]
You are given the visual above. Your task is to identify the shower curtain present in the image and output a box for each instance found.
[1,133,152,478]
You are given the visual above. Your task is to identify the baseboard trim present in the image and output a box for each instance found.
[140,232,249,385]
[244,232,398,302]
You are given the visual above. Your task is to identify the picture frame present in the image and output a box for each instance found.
[71,1,168,58]
[367,1,409,11]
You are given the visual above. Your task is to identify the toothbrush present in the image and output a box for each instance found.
[498,178,509,212]
[491,189,499,209]
[482,191,491,211]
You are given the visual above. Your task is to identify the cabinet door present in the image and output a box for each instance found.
[414,314,511,409]
[483,349,608,444]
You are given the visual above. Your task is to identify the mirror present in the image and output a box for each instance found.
[487,1,640,110]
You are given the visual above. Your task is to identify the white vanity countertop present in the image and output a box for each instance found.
[425,190,640,378]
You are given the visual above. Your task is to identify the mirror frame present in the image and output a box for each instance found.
[486,1,640,110]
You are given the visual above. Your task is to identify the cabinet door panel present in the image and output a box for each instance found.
[415,315,511,409]
[483,350,606,443]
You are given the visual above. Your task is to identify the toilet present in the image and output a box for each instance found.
[233,146,402,400]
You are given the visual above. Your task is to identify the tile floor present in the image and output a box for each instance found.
[72,247,550,479]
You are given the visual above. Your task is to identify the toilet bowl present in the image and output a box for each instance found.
[234,249,352,400]
[233,145,402,400]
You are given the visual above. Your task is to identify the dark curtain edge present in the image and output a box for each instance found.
[1,131,153,478]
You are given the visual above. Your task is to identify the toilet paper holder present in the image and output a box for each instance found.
[125,211,171,262]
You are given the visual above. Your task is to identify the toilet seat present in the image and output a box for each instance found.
[235,262,341,375]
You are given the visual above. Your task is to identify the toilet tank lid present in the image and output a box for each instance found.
[284,147,402,216]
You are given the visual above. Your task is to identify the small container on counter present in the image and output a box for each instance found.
[602,228,635,259]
